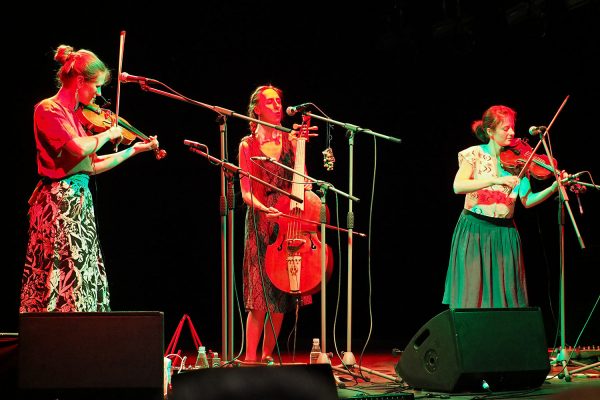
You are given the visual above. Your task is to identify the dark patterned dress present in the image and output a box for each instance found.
[20,175,110,312]
[240,135,312,313]
[20,98,110,312]
[442,145,528,308]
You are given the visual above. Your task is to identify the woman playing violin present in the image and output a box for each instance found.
[238,85,313,363]
[442,105,565,308]
[20,44,159,313]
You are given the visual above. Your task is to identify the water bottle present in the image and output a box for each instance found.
[211,352,221,368]
[310,338,321,364]
[194,346,209,369]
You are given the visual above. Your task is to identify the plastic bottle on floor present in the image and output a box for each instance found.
[194,346,209,369]
[310,338,321,364]
[211,352,221,368]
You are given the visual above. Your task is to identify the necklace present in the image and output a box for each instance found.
[257,131,281,146]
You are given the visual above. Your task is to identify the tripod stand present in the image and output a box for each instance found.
[539,133,583,383]
[520,96,596,381]
[538,135,600,380]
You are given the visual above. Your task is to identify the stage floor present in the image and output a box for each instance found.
[5,336,599,399]
[166,349,600,400]
[332,351,600,399]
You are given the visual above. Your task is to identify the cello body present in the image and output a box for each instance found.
[265,190,334,295]
[264,115,333,295]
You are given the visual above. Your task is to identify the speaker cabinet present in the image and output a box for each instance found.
[0,333,18,394]
[170,364,339,400]
[18,311,164,400]
[396,307,550,393]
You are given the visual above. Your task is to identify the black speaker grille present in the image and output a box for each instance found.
[18,311,164,399]
[396,307,550,393]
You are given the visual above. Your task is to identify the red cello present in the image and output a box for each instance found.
[264,114,334,295]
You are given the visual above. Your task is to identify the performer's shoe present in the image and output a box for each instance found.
[261,356,274,365]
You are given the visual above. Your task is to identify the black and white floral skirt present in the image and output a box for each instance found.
[20,174,110,312]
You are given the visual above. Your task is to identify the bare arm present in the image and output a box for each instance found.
[63,126,123,158]
[238,141,282,217]
[453,162,520,194]
[90,134,159,175]
[519,175,560,208]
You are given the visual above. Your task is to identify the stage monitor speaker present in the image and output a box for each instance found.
[0,332,18,394]
[170,363,339,400]
[18,311,164,400]
[395,307,550,393]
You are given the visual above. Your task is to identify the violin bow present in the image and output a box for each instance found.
[517,95,569,179]
[113,30,126,152]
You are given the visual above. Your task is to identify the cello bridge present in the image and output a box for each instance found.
[285,238,306,253]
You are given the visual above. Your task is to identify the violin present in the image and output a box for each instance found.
[75,103,167,160]
[264,113,334,295]
[500,138,557,180]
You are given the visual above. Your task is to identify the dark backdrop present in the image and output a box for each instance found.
[7,1,600,358]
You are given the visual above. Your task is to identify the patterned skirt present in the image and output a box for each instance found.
[442,209,528,308]
[20,174,111,312]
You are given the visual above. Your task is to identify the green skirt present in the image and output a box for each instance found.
[442,209,528,308]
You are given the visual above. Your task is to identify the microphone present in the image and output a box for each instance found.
[183,139,203,148]
[564,171,585,181]
[559,171,586,186]
[528,125,547,136]
[286,103,312,116]
[119,72,155,84]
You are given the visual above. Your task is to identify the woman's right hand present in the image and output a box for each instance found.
[263,206,283,219]
[105,126,123,142]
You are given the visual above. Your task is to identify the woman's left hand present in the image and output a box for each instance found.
[290,124,318,142]
[133,135,159,153]
[559,170,570,180]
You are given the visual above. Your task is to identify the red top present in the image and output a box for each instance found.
[33,98,93,180]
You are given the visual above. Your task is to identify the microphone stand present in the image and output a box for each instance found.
[127,78,294,363]
[257,158,372,383]
[184,143,304,204]
[539,131,585,382]
[216,114,235,364]
[301,111,402,383]
[517,96,589,382]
